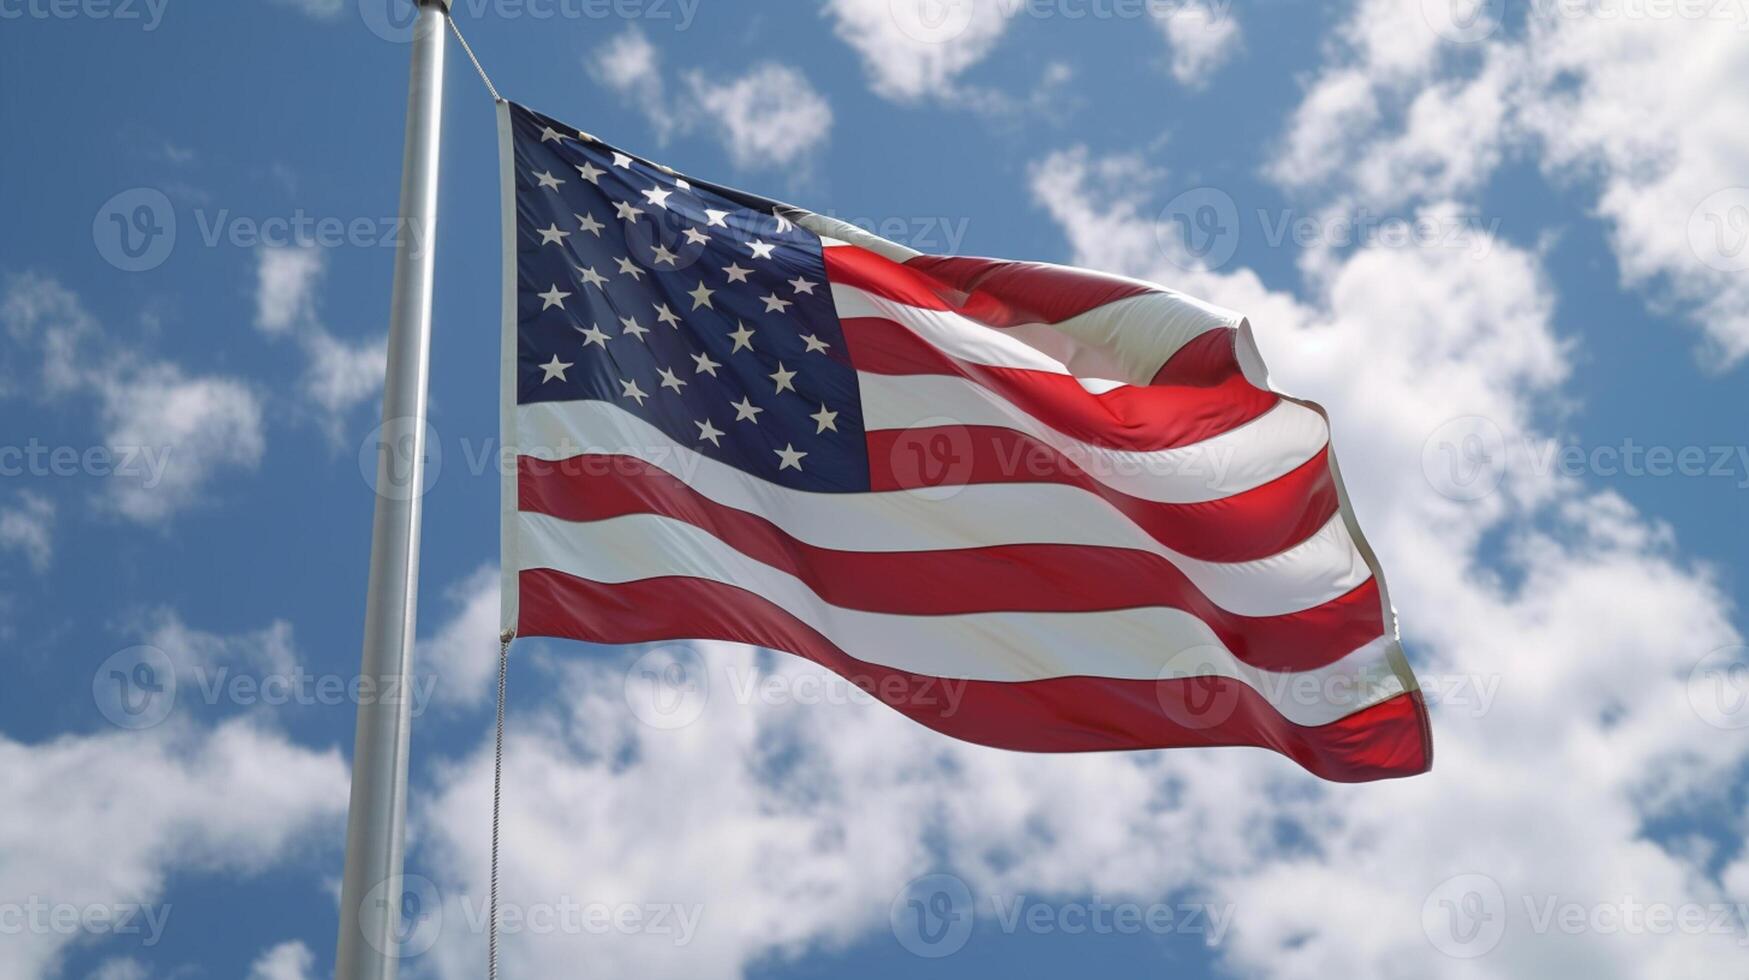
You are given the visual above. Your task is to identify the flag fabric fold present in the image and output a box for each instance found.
[496,101,1432,782]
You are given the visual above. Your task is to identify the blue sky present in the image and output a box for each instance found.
[2,1,1748,977]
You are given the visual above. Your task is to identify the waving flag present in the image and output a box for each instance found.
[496,102,1432,782]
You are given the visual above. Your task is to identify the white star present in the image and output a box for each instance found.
[769,362,797,394]
[747,239,776,260]
[801,333,831,354]
[653,303,682,328]
[538,285,571,310]
[614,200,643,222]
[641,186,673,209]
[540,126,564,143]
[691,351,721,376]
[611,151,634,169]
[575,161,604,184]
[732,396,764,423]
[576,265,608,289]
[727,321,755,353]
[576,323,610,348]
[687,281,715,310]
[704,209,730,228]
[534,170,564,191]
[657,366,687,393]
[676,178,691,190]
[774,443,807,471]
[722,263,752,284]
[620,378,649,405]
[615,257,646,281]
[576,212,604,236]
[650,243,679,265]
[683,227,710,246]
[695,418,724,446]
[760,293,793,314]
[789,276,818,295]
[537,224,570,246]
[539,355,573,382]
[810,404,839,433]
[619,315,650,341]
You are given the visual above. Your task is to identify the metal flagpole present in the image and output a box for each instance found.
[335,1,450,978]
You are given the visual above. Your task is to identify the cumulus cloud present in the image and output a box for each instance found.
[246,940,318,980]
[1157,1,1242,87]
[1,274,266,523]
[251,245,386,437]
[416,564,506,710]
[0,719,346,978]
[683,64,834,172]
[586,29,833,175]
[823,0,1024,102]
[1267,0,1749,364]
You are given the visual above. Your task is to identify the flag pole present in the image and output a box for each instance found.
[335,2,450,978]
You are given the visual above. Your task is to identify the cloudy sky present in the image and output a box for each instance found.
[2,0,1748,976]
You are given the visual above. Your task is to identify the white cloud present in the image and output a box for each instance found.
[1,275,267,524]
[99,363,266,523]
[254,245,324,335]
[416,564,505,709]
[684,64,834,172]
[824,0,1022,102]
[587,27,672,139]
[246,940,317,980]
[0,492,54,572]
[141,608,301,680]
[1266,1,1749,364]
[0,719,346,979]
[251,246,386,436]
[84,959,148,980]
[586,30,834,175]
[1157,2,1242,87]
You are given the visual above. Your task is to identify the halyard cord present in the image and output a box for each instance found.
[488,630,512,978]
[448,15,504,104]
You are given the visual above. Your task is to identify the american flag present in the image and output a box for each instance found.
[496,102,1432,782]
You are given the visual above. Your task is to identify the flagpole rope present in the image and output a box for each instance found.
[448,15,504,104]
[488,629,513,979]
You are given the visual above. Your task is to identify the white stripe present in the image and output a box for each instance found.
[822,248,1243,384]
[858,372,1328,503]
[516,511,1403,726]
[515,400,1371,616]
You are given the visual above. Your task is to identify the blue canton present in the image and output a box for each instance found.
[510,103,868,492]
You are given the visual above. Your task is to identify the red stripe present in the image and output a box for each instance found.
[866,427,1340,563]
[1151,325,1246,387]
[843,317,1279,452]
[826,247,1154,327]
[518,569,1432,782]
[518,455,1383,671]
